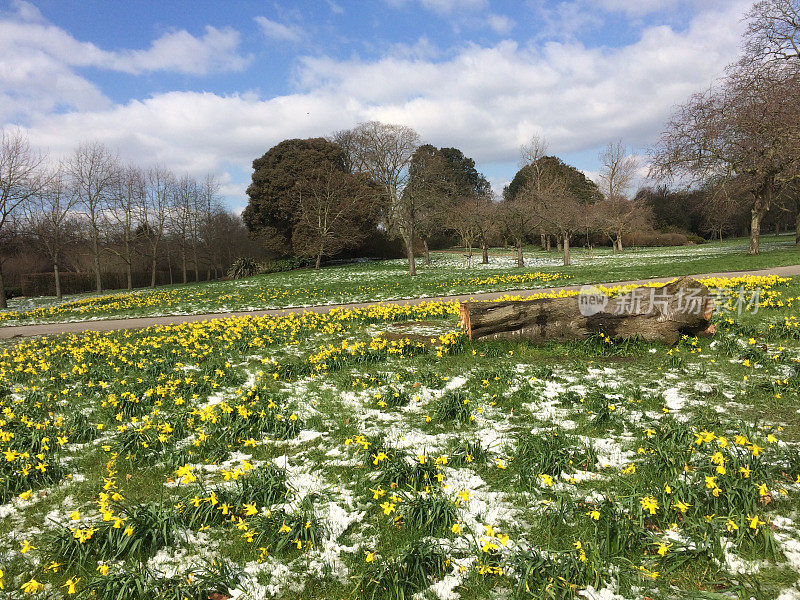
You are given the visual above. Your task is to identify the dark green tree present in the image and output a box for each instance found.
[243,138,348,253]
[505,156,602,204]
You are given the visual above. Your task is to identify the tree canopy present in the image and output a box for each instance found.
[243,138,348,248]
[504,156,602,204]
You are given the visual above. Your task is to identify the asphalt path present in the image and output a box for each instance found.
[1,264,798,339]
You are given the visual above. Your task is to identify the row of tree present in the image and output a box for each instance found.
[242,124,657,274]
[243,1,800,270]
[0,134,255,306]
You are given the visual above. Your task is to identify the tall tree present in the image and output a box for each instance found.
[244,138,348,253]
[68,142,117,292]
[292,164,379,269]
[141,166,173,287]
[744,0,800,63]
[0,130,42,307]
[341,122,420,275]
[650,61,800,253]
[106,164,143,290]
[597,140,639,201]
[25,165,77,299]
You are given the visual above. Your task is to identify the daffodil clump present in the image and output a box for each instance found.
[1,275,800,599]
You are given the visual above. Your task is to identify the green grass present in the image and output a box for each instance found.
[2,234,798,326]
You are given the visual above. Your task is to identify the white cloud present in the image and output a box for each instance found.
[254,16,303,42]
[10,2,751,206]
[326,1,345,15]
[487,14,515,35]
[596,0,734,18]
[111,26,250,75]
[386,0,488,14]
[0,2,250,123]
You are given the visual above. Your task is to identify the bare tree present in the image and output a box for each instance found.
[597,140,639,201]
[539,181,582,266]
[141,166,173,287]
[201,174,224,279]
[68,142,117,292]
[744,0,800,63]
[517,134,551,250]
[0,130,44,307]
[106,164,143,290]
[700,179,749,241]
[650,62,800,253]
[341,121,420,275]
[597,197,652,252]
[24,165,78,299]
[170,175,196,284]
[292,164,378,269]
[518,133,550,169]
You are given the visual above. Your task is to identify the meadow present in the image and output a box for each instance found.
[2,273,800,599]
[2,235,798,326]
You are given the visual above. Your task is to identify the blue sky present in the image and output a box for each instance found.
[1,0,751,211]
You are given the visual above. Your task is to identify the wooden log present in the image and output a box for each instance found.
[460,276,715,345]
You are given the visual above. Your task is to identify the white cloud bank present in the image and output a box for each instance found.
[2,0,751,204]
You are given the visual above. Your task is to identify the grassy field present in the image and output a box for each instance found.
[2,274,800,599]
[1,235,798,326]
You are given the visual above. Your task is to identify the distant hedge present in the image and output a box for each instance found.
[20,271,214,297]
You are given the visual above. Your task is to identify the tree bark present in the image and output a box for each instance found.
[516,240,524,267]
[54,263,61,299]
[91,229,102,293]
[150,246,158,288]
[545,236,551,252]
[749,208,764,254]
[562,234,571,266]
[481,239,488,264]
[460,276,715,345]
[403,230,416,276]
[315,251,322,270]
[423,239,430,266]
[540,233,546,251]
[795,212,800,247]
[0,263,6,309]
[181,249,187,284]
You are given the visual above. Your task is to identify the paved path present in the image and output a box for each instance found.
[1,264,798,339]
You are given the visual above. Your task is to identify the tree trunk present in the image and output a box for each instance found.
[423,239,430,266]
[545,236,551,252]
[92,229,102,293]
[795,212,800,247]
[315,251,322,270]
[150,245,158,288]
[540,233,546,251]
[181,249,187,284]
[193,249,200,282]
[516,240,524,267]
[749,209,764,255]
[403,231,416,276]
[460,276,715,345]
[557,237,562,253]
[53,262,62,299]
[562,234,571,266]
[616,234,623,252]
[0,262,7,309]
[481,239,488,264]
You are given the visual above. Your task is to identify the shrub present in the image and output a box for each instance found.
[228,257,260,279]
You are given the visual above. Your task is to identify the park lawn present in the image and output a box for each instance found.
[1,274,800,599]
[1,234,798,326]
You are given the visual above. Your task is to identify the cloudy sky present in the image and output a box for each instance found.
[1,0,752,211]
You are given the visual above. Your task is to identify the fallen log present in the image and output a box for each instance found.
[460,276,715,345]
